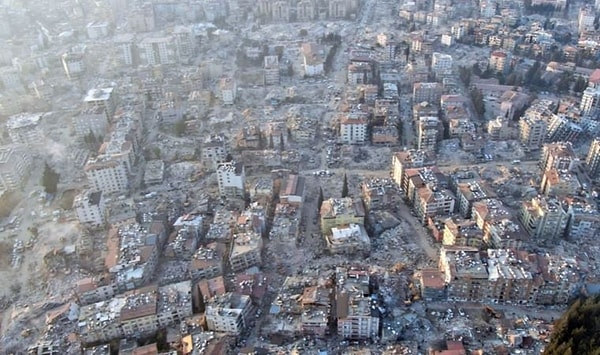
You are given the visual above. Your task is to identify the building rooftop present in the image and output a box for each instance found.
[6,112,42,129]
[84,87,114,103]
[320,197,365,219]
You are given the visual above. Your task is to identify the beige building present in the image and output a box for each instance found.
[519,196,569,243]
[540,169,580,197]
[540,142,577,172]
[320,197,365,235]
[73,190,105,228]
[205,292,253,335]
[229,232,262,272]
[519,116,547,151]
[391,149,436,190]
[414,186,456,223]
[442,217,484,247]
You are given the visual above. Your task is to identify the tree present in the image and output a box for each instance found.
[545,295,600,355]
[470,88,486,118]
[458,66,472,87]
[268,133,274,149]
[317,187,324,211]
[174,119,187,137]
[342,173,349,198]
[279,133,285,151]
[573,76,588,93]
[299,29,308,37]
[42,162,59,195]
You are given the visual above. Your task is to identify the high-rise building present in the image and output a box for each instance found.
[586,138,600,178]
[205,293,253,335]
[264,55,280,85]
[578,7,595,33]
[417,116,440,151]
[114,34,137,66]
[6,113,44,146]
[519,116,547,151]
[216,161,246,198]
[340,113,368,144]
[139,37,175,65]
[580,86,600,116]
[0,146,31,191]
[84,157,130,194]
[540,142,577,172]
[73,190,106,228]
[84,87,117,124]
[519,196,569,243]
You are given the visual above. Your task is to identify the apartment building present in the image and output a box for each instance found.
[578,7,595,33]
[391,150,436,190]
[414,185,456,224]
[489,50,510,73]
[301,43,325,77]
[114,34,137,66]
[442,217,484,247]
[540,169,580,197]
[219,77,237,105]
[417,116,440,151]
[564,197,600,240]
[139,36,175,65]
[326,223,370,254]
[335,267,379,340]
[413,82,443,104]
[279,174,306,206]
[585,138,600,179]
[340,113,368,144]
[0,66,24,93]
[360,177,397,211]
[61,51,86,80]
[216,161,246,198]
[455,181,495,218]
[229,232,262,272]
[264,55,280,85]
[431,52,453,76]
[205,293,253,335]
[0,146,31,192]
[73,190,105,228]
[580,85,600,116]
[84,157,130,195]
[189,242,225,282]
[72,107,109,138]
[78,281,192,343]
[519,196,569,243]
[301,285,331,337]
[202,135,229,171]
[519,116,547,151]
[84,87,117,124]
[320,197,365,235]
[540,142,577,172]
[6,112,44,145]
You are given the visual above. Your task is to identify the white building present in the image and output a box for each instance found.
[0,146,31,191]
[84,87,117,124]
[139,36,175,65]
[431,52,453,74]
[6,112,44,146]
[86,21,110,39]
[327,223,370,254]
[73,190,106,228]
[202,135,229,170]
[219,77,237,105]
[61,49,86,80]
[340,113,368,144]
[114,34,136,66]
[580,86,600,116]
[205,293,253,335]
[519,116,547,151]
[301,43,325,77]
[578,7,595,33]
[264,55,280,85]
[216,161,245,198]
[84,157,129,195]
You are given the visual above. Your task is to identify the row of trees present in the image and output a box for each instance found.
[545,295,600,355]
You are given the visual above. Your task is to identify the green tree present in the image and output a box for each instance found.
[268,133,274,149]
[458,66,472,87]
[317,187,324,211]
[470,88,486,118]
[279,133,285,151]
[41,162,59,195]
[174,119,187,137]
[342,173,349,198]
[153,147,161,159]
[299,29,308,37]
[545,295,600,355]
[573,76,588,93]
